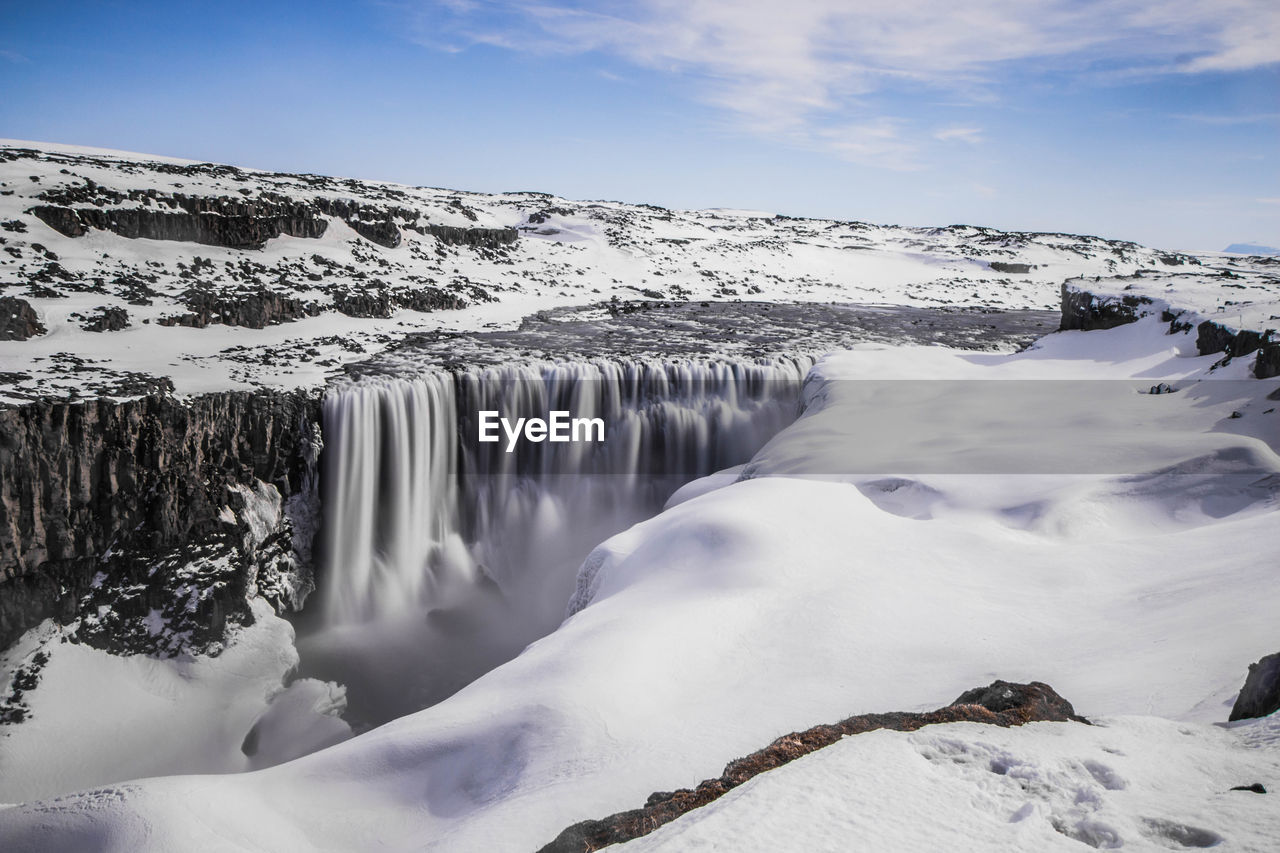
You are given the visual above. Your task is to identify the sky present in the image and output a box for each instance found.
[1,0,1277,252]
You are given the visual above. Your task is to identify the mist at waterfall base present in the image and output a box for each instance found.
[290,359,810,728]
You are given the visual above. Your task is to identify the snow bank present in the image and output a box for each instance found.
[1,319,1276,851]
[0,599,349,804]
[623,715,1280,852]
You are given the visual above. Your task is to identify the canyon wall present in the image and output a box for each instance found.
[0,390,321,647]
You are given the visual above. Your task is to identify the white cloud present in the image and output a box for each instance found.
[1258,198,1280,205]
[934,127,984,144]
[414,0,1280,167]
[809,119,921,171]
[1172,113,1280,125]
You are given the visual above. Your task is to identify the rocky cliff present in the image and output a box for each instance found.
[0,390,322,649]
[1058,283,1154,331]
[1061,282,1279,378]
[28,196,517,253]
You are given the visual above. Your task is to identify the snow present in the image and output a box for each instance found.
[0,599,350,805]
[621,715,1280,852]
[1,318,1276,851]
[0,140,1221,402]
[2,139,1278,851]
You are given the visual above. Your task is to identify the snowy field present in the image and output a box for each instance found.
[1,315,1276,851]
[1,139,1243,402]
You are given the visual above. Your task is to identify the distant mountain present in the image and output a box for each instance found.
[1224,242,1280,256]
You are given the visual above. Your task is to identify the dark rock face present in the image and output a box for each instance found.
[28,205,86,237]
[80,305,130,332]
[157,289,322,329]
[422,224,518,249]
[29,196,517,255]
[1257,343,1280,379]
[990,261,1033,274]
[332,286,467,319]
[1195,321,1278,378]
[0,390,321,648]
[1059,285,1152,331]
[0,296,46,341]
[1197,321,1251,358]
[346,218,402,248]
[29,203,327,250]
[1229,653,1280,721]
[538,680,1086,853]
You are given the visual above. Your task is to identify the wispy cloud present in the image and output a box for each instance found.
[1172,112,1280,125]
[411,1,1280,167]
[810,119,921,171]
[0,49,28,63]
[1258,198,1280,205]
[934,126,984,144]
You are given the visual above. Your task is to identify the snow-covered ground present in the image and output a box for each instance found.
[623,715,1280,852]
[0,599,350,805]
[1,316,1276,851]
[0,140,1233,402]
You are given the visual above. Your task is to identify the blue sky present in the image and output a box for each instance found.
[1,0,1277,251]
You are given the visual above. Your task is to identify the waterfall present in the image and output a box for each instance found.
[319,356,812,628]
[320,377,463,624]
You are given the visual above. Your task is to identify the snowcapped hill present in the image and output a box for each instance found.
[0,139,1201,401]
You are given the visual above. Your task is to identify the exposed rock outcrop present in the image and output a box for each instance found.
[0,390,321,647]
[29,195,518,254]
[332,286,467,319]
[1195,320,1279,378]
[990,261,1033,274]
[30,203,327,249]
[1059,284,1153,331]
[157,288,323,329]
[1229,653,1280,721]
[80,305,130,332]
[539,680,1086,853]
[1257,343,1280,379]
[420,223,518,249]
[1060,284,1279,378]
[0,296,45,341]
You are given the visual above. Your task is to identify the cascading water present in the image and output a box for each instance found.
[319,377,465,625]
[302,356,812,725]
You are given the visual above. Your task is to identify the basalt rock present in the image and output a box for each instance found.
[0,296,45,341]
[1197,321,1255,358]
[28,205,86,237]
[1059,285,1152,331]
[1229,652,1280,721]
[1195,321,1278,377]
[29,197,514,254]
[421,223,518,249]
[27,204,327,250]
[332,287,466,319]
[990,261,1033,274]
[1256,343,1280,379]
[347,218,402,248]
[157,289,323,329]
[0,389,321,647]
[538,680,1086,853]
[80,305,130,333]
